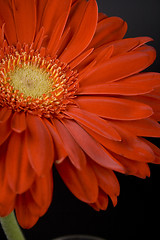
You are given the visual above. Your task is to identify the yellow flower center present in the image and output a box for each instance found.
[9,65,51,99]
[0,45,78,118]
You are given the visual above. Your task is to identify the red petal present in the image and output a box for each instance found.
[85,123,155,162]
[0,23,5,46]
[30,171,53,215]
[0,118,12,145]
[56,158,98,203]
[0,0,17,45]
[0,143,16,216]
[60,0,98,63]
[15,193,39,229]
[90,161,120,206]
[54,119,86,170]
[12,0,36,44]
[69,48,94,69]
[65,107,121,141]
[26,114,54,176]
[47,9,72,56]
[11,112,26,133]
[88,16,127,49]
[63,119,125,173]
[56,0,88,57]
[0,107,12,123]
[78,72,160,96]
[76,96,153,120]
[89,189,109,211]
[45,119,67,163]
[41,0,72,44]
[6,132,35,193]
[80,45,156,87]
[112,153,150,179]
[114,118,160,137]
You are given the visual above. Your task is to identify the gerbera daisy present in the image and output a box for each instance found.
[0,0,160,231]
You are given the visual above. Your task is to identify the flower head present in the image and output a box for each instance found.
[0,0,160,229]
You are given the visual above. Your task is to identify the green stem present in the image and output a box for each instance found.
[0,211,25,240]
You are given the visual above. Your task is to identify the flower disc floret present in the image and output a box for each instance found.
[0,45,79,118]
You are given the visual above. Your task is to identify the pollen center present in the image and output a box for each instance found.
[9,66,51,98]
[0,45,79,118]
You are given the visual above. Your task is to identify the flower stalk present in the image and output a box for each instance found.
[0,211,25,240]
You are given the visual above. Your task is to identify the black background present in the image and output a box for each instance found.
[0,1,160,240]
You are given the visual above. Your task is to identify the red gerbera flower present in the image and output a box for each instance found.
[0,0,160,229]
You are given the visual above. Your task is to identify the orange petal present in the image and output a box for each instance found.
[69,48,94,69]
[0,107,12,123]
[78,72,160,96]
[15,193,39,229]
[0,0,17,45]
[113,118,160,138]
[128,95,160,121]
[65,107,121,141]
[11,112,26,133]
[54,119,86,170]
[33,27,46,51]
[63,119,125,173]
[45,119,67,163]
[56,158,98,203]
[60,0,98,63]
[6,132,35,194]
[89,189,109,211]
[30,171,53,216]
[88,16,127,49]
[112,152,150,179]
[0,23,5,46]
[76,96,153,120]
[90,161,120,205]
[80,45,156,86]
[47,10,72,56]
[26,114,54,176]
[0,142,16,216]
[41,0,72,44]
[0,118,12,145]
[85,123,155,163]
[12,0,36,44]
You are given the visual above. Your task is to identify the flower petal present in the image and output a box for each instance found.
[0,0,17,45]
[12,0,36,44]
[45,119,67,163]
[60,0,98,63]
[54,119,86,170]
[0,118,12,145]
[113,118,160,137]
[89,189,109,211]
[78,72,160,96]
[76,96,153,120]
[63,119,125,173]
[15,193,39,229]
[65,107,121,141]
[41,0,72,44]
[80,45,156,86]
[85,123,155,162]
[11,112,26,133]
[0,142,16,216]
[30,171,53,216]
[88,16,127,49]
[6,132,35,194]
[26,114,54,176]
[90,161,120,206]
[56,158,98,203]
[0,107,12,123]
[112,152,150,178]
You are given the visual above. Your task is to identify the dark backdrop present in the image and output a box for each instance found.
[0,1,160,240]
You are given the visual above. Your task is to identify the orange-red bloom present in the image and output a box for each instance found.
[0,0,160,229]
